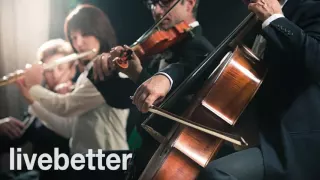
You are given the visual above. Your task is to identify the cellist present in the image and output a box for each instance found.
[197,0,320,179]
[128,0,320,180]
[96,0,320,179]
[89,0,215,177]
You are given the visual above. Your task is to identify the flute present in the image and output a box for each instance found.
[0,49,97,87]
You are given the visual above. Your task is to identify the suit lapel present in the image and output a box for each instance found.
[164,25,202,64]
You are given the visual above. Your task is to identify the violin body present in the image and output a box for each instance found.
[138,45,267,180]
[116,21,192,69]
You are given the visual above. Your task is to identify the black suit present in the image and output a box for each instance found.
[88,25,215,178]
[88,25,214,108]
[258,0,320,179]
[199,0,320,180]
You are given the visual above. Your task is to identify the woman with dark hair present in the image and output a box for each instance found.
[17,4,130,156]
[64,4,117,61]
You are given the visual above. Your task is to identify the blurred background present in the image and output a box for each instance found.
[0,0,249,120]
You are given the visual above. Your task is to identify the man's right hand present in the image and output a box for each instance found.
[0,117,24,139]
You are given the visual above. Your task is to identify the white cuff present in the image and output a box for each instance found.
[262,14,285,29]
[155,72,173,91]
[0,118,10,125]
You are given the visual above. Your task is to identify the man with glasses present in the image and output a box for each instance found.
[91,0,215,178]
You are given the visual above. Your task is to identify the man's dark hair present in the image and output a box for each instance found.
[180,0,200,18]
[143,0,200,17]
[191,0,200,17]
[64,4,117,54]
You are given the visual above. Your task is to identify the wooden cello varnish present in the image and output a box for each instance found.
[139,44,267,180]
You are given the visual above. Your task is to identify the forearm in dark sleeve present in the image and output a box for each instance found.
[263,17,320,80]
[87,70,137,109]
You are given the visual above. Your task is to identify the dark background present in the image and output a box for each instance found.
[49,0,250,48]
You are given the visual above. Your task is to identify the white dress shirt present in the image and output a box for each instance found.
[28,61,129,154]
[252,0,288,57]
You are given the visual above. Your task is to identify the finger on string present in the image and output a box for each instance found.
[108,55,116,71]
[123,45,136,59]
[111,46,124,58]
[113,57,123,70]
[96,55,104,81]
[102,54,111,77]
[123,45,131,50]
[93,58,98,81]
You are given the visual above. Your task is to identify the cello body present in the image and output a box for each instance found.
[138,44,267,180]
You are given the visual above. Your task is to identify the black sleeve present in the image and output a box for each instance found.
[87,69,137,109]
[160,37,215,90]
[262,13,320,81]
[136,68,153,86]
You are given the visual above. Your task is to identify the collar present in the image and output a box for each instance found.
[189,21,199,28]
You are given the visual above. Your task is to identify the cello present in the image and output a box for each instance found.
[134,12,267,179]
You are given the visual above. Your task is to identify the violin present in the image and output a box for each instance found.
[116,21,193,69]
[113,0,193,69]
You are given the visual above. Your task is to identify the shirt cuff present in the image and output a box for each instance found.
[0,117,10,125]
[262,14,285,29]
[155,72,173,91]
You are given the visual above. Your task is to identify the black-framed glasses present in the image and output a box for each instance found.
[144,0,174,10]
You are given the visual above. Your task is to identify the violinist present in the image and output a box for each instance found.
[196,0,320,180]
[90,0,214,177]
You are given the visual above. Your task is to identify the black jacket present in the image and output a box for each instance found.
[88,24,214,176]
[240,0,320,179]
[88,25,214,109]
